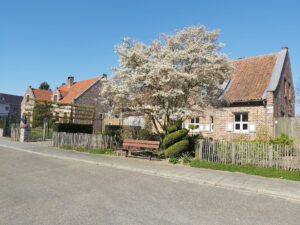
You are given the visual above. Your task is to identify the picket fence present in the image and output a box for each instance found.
[195,139,300,170]
[52,132,117,150]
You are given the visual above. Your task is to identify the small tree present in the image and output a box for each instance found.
[39,82,50,90]
[32,100,53,128]
[101,25,232,140]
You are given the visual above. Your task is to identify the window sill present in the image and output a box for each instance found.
[233,131,249,134]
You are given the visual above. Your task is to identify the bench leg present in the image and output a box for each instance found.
[125,150,128,157]
[149,152,152,160]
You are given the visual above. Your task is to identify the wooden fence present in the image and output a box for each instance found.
[195,139,300,170]
[11,128,20,141]
[52,132,117,150]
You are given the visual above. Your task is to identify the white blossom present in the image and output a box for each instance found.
[101,25,232,135]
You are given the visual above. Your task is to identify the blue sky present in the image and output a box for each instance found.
[0,0,299,114]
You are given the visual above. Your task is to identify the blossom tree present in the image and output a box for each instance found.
[101,25,232,138]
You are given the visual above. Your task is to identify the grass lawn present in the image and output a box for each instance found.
[190,159,300,182]
[60,145,114,155]
[31,127,53,138]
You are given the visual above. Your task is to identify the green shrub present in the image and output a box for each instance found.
[188,124,199,130]
[163,129,188,148]
[270,133,293,146]
[165,139,189,158]
[104,125,122,136]
[182,152,192,164]
[53,123,93,134]
[121,126,141,139]
[169,157,180,164]
[167,119,182,133]
[138,129,160,141]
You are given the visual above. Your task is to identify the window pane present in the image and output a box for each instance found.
[235,114,240,122]
[242,113,248,122]
[235,123,240,130]
[196,117,199,123]
[243,124,248,130]
[191,118,194,123]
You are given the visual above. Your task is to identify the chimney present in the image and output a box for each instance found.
[282,46,288,50]
[61,82,66,86]
[102,73,107,79]
[67,76,74,88]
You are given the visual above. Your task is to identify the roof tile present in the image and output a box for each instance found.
[59,77,100,103]
[223,53,278,102]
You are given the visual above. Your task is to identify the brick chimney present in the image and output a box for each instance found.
[282,46,288,50]
[67,76,74,88]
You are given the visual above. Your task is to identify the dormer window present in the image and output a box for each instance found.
[26,95,30,102]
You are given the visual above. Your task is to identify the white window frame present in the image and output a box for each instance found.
[234,113,249,133]
[187,117,200,132]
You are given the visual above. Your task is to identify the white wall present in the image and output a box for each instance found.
[123,116,145,128]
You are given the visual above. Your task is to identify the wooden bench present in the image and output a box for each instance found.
[118,139,160,160]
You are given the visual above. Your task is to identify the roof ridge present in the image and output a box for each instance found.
[232,52,278,62]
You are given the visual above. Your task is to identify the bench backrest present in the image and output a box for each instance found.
[123,139,160,149]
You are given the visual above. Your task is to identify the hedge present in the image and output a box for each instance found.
[167,120,182,133]
[163,129,188,148]
[53,123,93,134]
[165,140,189,158]
[104,125,122,136]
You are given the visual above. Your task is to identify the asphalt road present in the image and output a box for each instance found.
[1,146,300,225]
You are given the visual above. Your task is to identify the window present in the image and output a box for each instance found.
[210,116,214,132]
[234,113,248,132]
[99,113,103,120]
[5,106,9,111]
[190,117,199,124]
[26,95,30,102]
[281,111,285,117]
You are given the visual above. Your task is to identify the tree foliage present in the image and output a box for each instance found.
[101,25,232,136]
[39,82,50,90]
[32,101,53,127]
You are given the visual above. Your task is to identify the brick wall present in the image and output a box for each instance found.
[74,79,109,131]
[273,55,295,117]
[184,104,270,140]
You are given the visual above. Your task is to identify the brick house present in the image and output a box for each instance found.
[0,93,23,119]
[21,74,108,131]
[184,47,295,140]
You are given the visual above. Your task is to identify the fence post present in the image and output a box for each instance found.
[269,144,273,167]
[196,140,203,160]
[232,143,235,164]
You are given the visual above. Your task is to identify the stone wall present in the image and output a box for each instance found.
[273,54,295,117]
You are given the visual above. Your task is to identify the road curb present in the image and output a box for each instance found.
[1,143,300,202]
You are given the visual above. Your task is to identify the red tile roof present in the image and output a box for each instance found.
[59,77,100,103]
[223,53,278,102]
[32,89,53,101]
